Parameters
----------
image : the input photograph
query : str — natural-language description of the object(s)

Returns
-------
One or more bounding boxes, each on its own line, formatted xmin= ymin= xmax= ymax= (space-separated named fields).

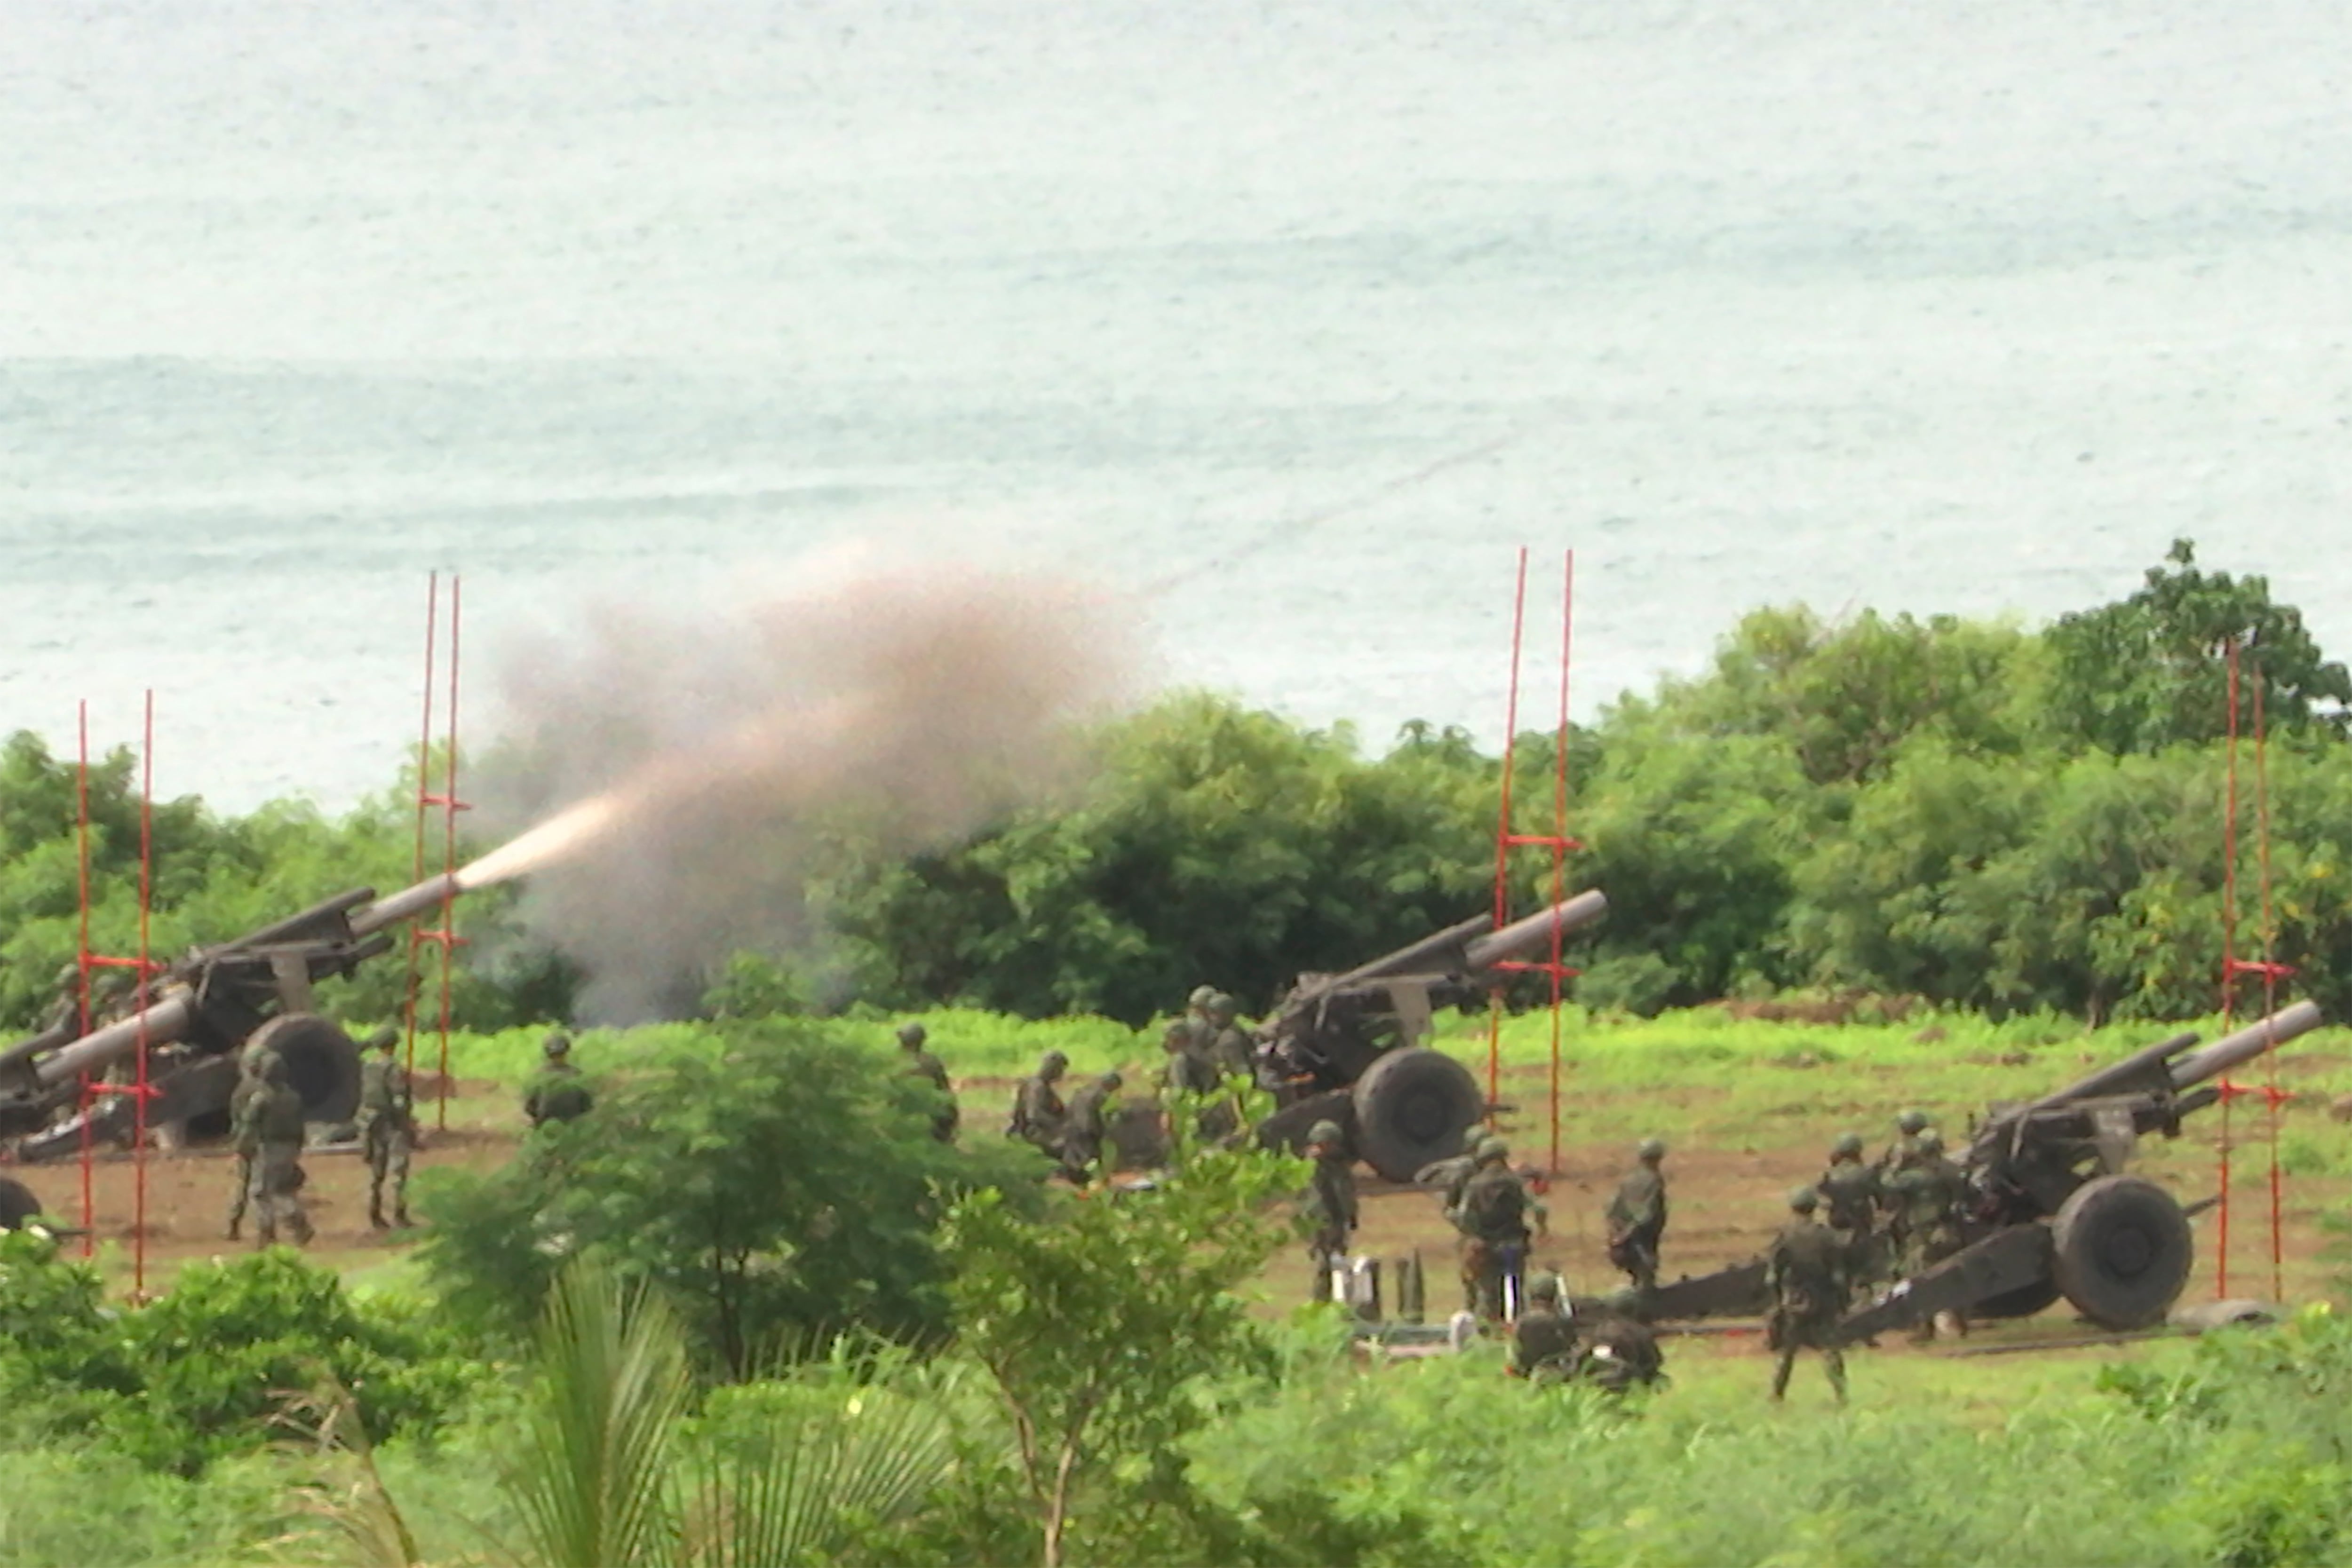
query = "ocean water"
xmin=2 ymin=0 xmax=2348 ymax=810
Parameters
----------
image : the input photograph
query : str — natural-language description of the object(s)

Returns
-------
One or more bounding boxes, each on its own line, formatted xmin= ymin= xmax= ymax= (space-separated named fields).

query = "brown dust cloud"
xmin=468 ymin=552 xmax=1143 ymax=1021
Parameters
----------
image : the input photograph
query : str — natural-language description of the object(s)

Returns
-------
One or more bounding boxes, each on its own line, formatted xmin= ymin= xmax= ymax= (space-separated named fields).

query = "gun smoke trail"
xmin=468 ymin=552 xmax=1140 ymax=1021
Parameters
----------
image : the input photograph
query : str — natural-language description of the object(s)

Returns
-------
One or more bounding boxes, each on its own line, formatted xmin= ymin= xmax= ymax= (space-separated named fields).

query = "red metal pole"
xmin=133 ymin=691 xmax=153 ymax=1299
xmin=437 ymin=575 xmax=463 ymax=1132
xmin=1487 ymin=549 xmax=1531 ymax=1120
xmin=2217 ymin=639 xmax=2241 ymax=1298
xmin=406 ymin=572 xmax=439 ymax=1077
xmin=1546 ymin=551 xmax=1574 ymax=1177
xmin=75 ymin=704 xmax=95 ymax=1257
xmin=2253 ymin=674 xmax=2284 ymax=1299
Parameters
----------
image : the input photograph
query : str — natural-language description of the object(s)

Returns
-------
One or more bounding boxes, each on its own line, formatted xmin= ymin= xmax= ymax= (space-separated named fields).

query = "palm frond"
xmin=683 ymin=1384 xmax=954 ymax=1567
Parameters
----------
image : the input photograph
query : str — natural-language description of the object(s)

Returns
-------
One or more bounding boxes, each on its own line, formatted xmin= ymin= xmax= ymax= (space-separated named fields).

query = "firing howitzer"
xmin=1618 ymin=1001 xmax=2325 ymax=1335
xmin=0 ymin=871 xmax=464 ymax=1169
xmin=1249 ymin=890 xmax=1609 ymax=1181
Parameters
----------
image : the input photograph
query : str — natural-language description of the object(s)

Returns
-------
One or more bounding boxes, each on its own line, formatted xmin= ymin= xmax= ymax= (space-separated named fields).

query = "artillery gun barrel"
xmin=31 ymin=990 xmax=198 ymax=1088
xmin=2030 ymin=1030 xmax=2201 ymax=1111
xmin=2167 ymin=1001 xmax=2325 ymax=1091
xmin=1461 ymin=890 xmax=1609 ymax=974
xmin=1315 ymin=913 xmax=1499 ymax=995
xmin=350 ymin=871 xmax=466 ymax=937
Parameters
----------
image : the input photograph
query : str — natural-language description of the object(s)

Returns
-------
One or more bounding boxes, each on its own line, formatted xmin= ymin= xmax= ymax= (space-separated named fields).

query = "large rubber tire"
xmin=244 ymin=1014 xmax=364 ymax=1125
xmin=0 ymin=1177 xmax=41 ymax=1231
xmin=2052 ymin=1175 xmax=2193 ymax=1330
xmin=1351 ymin=1048 xmax=1484 ymax=1183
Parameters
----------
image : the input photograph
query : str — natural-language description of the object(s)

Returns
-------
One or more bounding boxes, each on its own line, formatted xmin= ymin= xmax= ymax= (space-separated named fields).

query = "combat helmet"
xmin=543 ymin=1032 xmax=572 ymax=1060
xmin=1187 ymin=984 xmax=1217 ymax=1010
xmin=1830 ymin=1131 xmax=1865 ymax=1159
xmin=1788 ymin=1185 xmax=1820 ymax=1212
xmin=1917 ymin=1129 xmax=1943 ymax=1156
xmin=1477 ymin=1136 xmax=1510 ymax=1165
xmin=366 ymin=1026 xmax=399 ymax=1052
xmin=1207 ymin=991 xmax=1238 ymax=1022
xmin=1637 ymin=1137 xmax=1666 ymax=1161
xmin=1039 ymin=1049 xmax=1069 ymax=1077
xmin=1100 ymin=1069 xmax=1124 ymax=1090
xmin=897 ymin=1022 xmax=928 ymax=1047
xmin=1305 ymin=1118 xmax=1343 ymax=1149
xmin=1896 ymin=1108 xmax=1929 ymax=1135
xmin=1527 ymin=1273 xmax=1563 ymax=1305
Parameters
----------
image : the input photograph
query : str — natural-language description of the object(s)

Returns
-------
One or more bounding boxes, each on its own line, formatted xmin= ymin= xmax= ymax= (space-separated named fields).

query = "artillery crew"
xmin=898 ymin=1022 xmax=959 ymax=1143
xmin=524 ymin=1033 xmax=593 ymax=1128
xmin=1767 ymin=1186 xmax=1849 ymax=1404
xmin=1606 ymin=1138 xmax=1670 ymax=1293
xmin=1060 ymin=1069 xmax=1121 ymax=1181
xmin=235 ymin=1053 xmax=312 ymax=1248
xmin=1008 ymin=1049 xmax=1070 ymax=1156
xmin=224 ymin=1040 xmax=279 ymax=1241
xmin=1877 ymin=1109 xmax=1932 ymax=1182
xmin=1508 ymin=1274 xmax=1579 ymax=1380
xmin=1204 ymin=992 xmax=1255 ymax=1080
xmin=1451 ymin=1137 xmax=1540 ymax=1322
xmin=1887 ymin=1130 xmax=1972 ymax=1339
xmin=357 ymin=1026 xmax=414 ymax=1230
xmin=1302 ymin=1117 xmax=1358 ymax=1304
xmin=1817 ymin=1132 xmax=1884 ymax=1286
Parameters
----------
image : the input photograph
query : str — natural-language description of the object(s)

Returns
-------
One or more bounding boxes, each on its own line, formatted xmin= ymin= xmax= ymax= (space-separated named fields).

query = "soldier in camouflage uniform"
xmin=1876 ymin=1109 xmax=1932 ymax=1181
xmin=1767 ymin=1186 xmax=1848 ymax=1403
xmin=357 ymin=1026 xmax=414 ymax=1230
xmin=1060 ymin=1069 xmax=1122 ymax=1181
xmin=1887 ymin=1129 xmax=1973 ymax=1338
xmin=234 ymin=1054 xmax=312 ymax=1247
xmin=1605 ymin=1138 xmax=1669 ymax=1292
xmin=223 ymin=1040 xmax=281 ymax=1240
xmin=1817 ymin=1131 xmax=1884 ymax=1287
xmin=1007 ymin=1049 xmax=1069 ymax=1156
xmin=1302 ymin=1118 xmax=1358 ymax=1304
xmin=1509 ymin=1274 xmax=1579 ymax=1380
xmin=898 ymin=1022 xmax=959 ymax=1143
xmin=1452 ymin=1138 xmax=1538 ymax=1323
xmin=524 ymin=1033 xmax=594 ymax=1128
xmin=1578 ymin=1290 xmax=1668 ymax=1394
xmin=1204 ymin=992 xmax=1255 ymax=1081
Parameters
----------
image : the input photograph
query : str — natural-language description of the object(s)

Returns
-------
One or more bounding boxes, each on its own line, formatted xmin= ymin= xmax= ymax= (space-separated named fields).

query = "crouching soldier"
xmin=1509 ymin=1275 xmax=1579 ymax=1381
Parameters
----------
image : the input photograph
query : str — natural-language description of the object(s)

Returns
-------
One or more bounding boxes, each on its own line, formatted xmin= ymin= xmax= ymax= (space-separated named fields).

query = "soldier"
xmin=1453 ymin=1138 xmax=1537 ymax=1323
xmin=1888 ymin=1130 xmax=1972 ymax=1339
xmin=1509 ymin=1274 xmax=1579 ymax=1380
xmin=1302 ymin=1118 xmax=1358 ymax=1304
xmin=1877 ymin=1109 xmax=1932 ymax=1179
xmin=1817 ymin=1131 xmax=1883 ymax=1287
xmin=898 ymin=1022 xmax=959 ymax=1143
xmin=1415 ymin=1127 xmax=1490 ymax=1209
xmin=1767 ymin=1186 xmax=1848 ymax=1404
xmin=1204 ymin=992 xmax=1255 ymax=1081
xmin=234 ymin=1054 xmax=312 ymax=1248
xmin=524 ymin=1033 xmax=593 ymax=1128
xmin=1060 ymin=1069 xmax=1122 ymax=1180
xmin=1578 ymin=1290 xmax=1668 ymax=1394
xmin=1160 ymin=1019 xmax=1220 ymax=1099
xmin=1008 ymin=1049 xmax=1069 ymax=1156
xmin=357 ymin=1027 xmax=414 ymax=1230
xmin=1605 ymin=1138 xmax=1669 ymax=1293
xmin=223 ymin=1038 xmax=281 ymax=1241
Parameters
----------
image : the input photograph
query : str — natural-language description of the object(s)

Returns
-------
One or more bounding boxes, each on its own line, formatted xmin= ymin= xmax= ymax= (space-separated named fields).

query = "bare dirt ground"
xmin=9 ymin=1061 xmax=2340 ymax=1346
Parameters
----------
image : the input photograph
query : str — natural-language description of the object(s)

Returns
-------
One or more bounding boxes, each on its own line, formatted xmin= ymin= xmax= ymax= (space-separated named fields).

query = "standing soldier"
xmin=1302 ymin=1118 xmax=1358 ymax=1305
xmin=1767 ymin=1186 xmax=1849 ymax=1404
xmin=1060 ymin=1069 xmax=1122 ymax=1181
xmin=223 ymin=1039 xmax=280 ymax=1241
xmin=1453 ymin=1138 xmax=1538 ymax=1323
xmin=235 ymin=1054 xmax=313 ymax=1248
xmin=1877 ymin=1109 xmax=1932 ymax=1179
xmin=898 ymin=1022 xmax=959 ymax=1142
xmin=1205 ymin=993 xmax=1255 ymax=1081
xmin=1605 ymin=1138 xmax=1669 ymax=1293
xmin=1007 ymin=1049 xmax=1070 ymax=1157
xmin=357 ymin=1027 xmax=414 ymax=1231
xmin=1509 ymin=1274 xmax=1579 ymax=1381
xmin=1889 ymin=1130 xmax=1972 ymax=1339
xmin=1817 ymin=1131 xmax=1883 ymax=1287
xmin=524 ymin=1033 xmax=593 ymax=1128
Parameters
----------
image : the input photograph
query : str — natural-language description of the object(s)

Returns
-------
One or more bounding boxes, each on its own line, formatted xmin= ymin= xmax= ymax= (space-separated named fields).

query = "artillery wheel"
xmin=244 ymin=1014 xmax=364 ymax=1125
xmin=2052 ymin=1175 xmax=2193 ymax=1330
xmin=1351 ymin=1048 xmax=1483 ymax=1184
xmin=0 ymin=1176 xmax=41 ymax=1231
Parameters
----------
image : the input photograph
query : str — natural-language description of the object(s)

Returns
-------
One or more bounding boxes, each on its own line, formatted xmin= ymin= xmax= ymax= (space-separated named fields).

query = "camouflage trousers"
xmin=1459 ymin=1236 xmax=1527 ymax=1322
xmin=224 ymin=1148 xmax=255 ymax=1236
xmin=1769 ymin=1308 xmax=1847 ymax=1402
xmin=1308 ymin=1226 xmax=1350 ymax=1306
xmin=1608 ymin=1227 xmax=1662 ymax=1292
xmin=249 ymin=1141 xmax=312 ymax=1246
xmin=363 ymin=1117 xmax=412 ymax=1225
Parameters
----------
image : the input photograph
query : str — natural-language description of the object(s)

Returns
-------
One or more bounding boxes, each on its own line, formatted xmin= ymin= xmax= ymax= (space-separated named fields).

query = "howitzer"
xmin=1619 ymin=1002 xmax=2325 ymax=1336
xmin=0 ymin=871 xmax=464 ymax=1163
xmin=1250 ymin=890 xmax=1608 ymax=1181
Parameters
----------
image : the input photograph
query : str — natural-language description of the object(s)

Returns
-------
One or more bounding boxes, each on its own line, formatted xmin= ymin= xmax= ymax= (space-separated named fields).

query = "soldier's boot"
xmin=369 ymin=1205 xmax=389 ymax=1231
xmin=1770 ymin=1349 xmax=1796 ymax=1402
xmin=393 ymin=1207 xmax=414 ymax=1229
xmin=1824 ymin=1347 xmax=1848 ymax=1405
xmin=225 ymin=1217 xmax=241 ymax=1242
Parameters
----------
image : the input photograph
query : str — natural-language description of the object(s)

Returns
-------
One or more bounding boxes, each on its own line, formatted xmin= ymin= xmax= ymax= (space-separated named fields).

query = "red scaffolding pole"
xmin=1486 ymin=549 xmax=1581 ymax=1175
xmin=73 ymin=697 xmax=160 ymax=1290
xmin=403 ymin=574 xmax=469 ymax=1131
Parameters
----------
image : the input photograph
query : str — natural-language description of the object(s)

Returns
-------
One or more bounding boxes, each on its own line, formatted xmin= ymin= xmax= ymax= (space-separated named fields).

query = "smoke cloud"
xmin=474 ymin=549 xmax=1143 ymax=1022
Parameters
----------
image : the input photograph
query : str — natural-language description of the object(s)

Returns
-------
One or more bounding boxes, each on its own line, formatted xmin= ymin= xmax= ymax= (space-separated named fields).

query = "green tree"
xmin=2045 ymin=539 xmax=2352 ymax=755
xmin=414 ymin=1018 xmax=1043 ymax=1375
xmin=939 ymin=1121 xmax=1303 ymax=1568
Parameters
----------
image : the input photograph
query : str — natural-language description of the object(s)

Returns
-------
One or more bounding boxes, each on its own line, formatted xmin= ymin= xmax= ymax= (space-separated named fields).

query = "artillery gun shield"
xmin=0 ymin=1176 xmax=39 ymax=1231
xmin=244 ymin=1014 xmax=365 ymax=1125
xmin=2051 ymin=1174 xmax=2193 ymax=1330
xmin=1350 ymin=1047 xmax=1483 ymax=1183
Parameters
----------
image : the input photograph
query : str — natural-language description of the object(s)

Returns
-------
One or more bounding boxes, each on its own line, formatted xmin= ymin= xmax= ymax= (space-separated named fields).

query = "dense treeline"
xmin=3 ymin=539 xmax=2346 ymax=1032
